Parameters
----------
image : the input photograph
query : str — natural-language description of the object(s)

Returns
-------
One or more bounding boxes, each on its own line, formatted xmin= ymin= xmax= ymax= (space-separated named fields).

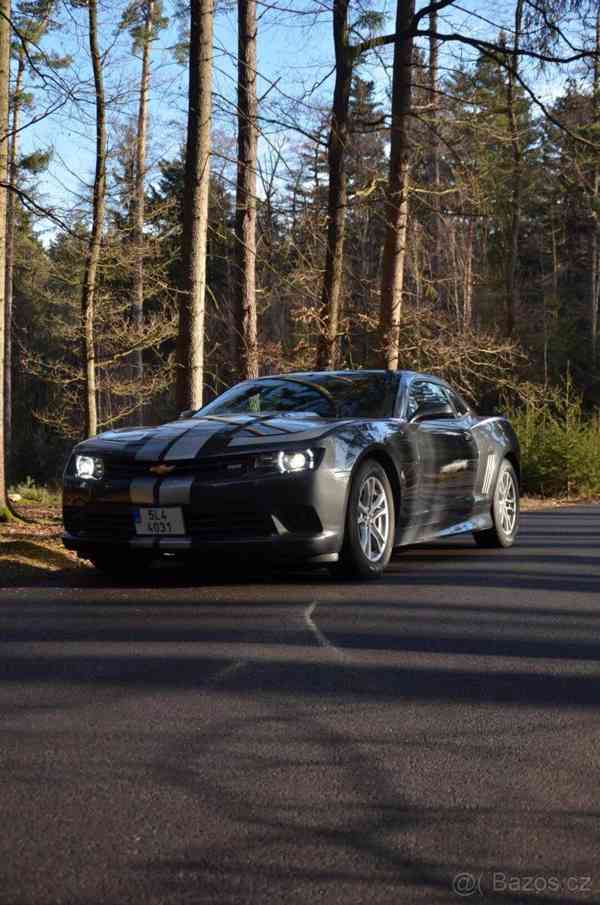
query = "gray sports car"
xmin=62 ymin=370 xmax=520 ymax=579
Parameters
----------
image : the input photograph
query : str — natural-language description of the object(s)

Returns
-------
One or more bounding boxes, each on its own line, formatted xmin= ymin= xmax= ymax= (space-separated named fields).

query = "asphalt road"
xmin=1 ymin=505 xmax=599 ymax=905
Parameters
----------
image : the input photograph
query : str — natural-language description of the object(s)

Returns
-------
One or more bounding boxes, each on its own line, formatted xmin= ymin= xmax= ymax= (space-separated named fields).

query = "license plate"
xmin=134 ymin=507 xmax=185 ymax=536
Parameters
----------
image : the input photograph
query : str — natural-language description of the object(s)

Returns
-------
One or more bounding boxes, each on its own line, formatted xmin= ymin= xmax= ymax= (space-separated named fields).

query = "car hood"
xmin=76 ymin=412 xmax=347 ymax=462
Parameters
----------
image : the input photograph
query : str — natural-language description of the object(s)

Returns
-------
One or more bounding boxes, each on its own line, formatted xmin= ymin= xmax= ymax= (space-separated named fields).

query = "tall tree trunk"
xmin=4 ymin=49 xmax=24 ymax=478
xmin=316 ymin=0 xmax=352 ymax=371
xmin=131 ymin=0 xmax=154 ymax=420
xmin=0 ymin=0 xmax=11 ymax=518
xmin=590 ymin=6 xmax=600 ymax=364
xmin=234 ymin=0 xmax=258 ymax=380
xmin=81 ymin=0 xmax=106 ymax=437
xmin=379 ymin=0 xmax=415 ymax=370
xmin=505 ymin=0 xmax=524 ymax=337
xmin=463 ymin=219 xmax=474 ymax=328
xmin=176 ymin=0 xmax=214 ymax=411
xmin=428 ymin=6 xmax=441 ymax=302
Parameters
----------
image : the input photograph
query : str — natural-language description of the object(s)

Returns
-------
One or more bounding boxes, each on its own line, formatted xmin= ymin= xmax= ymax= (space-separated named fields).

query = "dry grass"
xmin=0 ymin=537 xmax=85 ymax=588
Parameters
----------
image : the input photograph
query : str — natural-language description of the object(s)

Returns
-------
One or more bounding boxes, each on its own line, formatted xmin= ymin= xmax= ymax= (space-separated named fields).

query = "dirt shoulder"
xmin=0 ymin=503 xmax=87 ymax=588
xmin=520 ymin=495 xmax=599 ymax=511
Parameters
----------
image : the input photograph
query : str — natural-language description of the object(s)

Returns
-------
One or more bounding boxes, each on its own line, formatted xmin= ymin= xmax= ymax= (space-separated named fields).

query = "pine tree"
xmin=176 ymin=0 xmax=214 ymax=411
xmin=0 ymin=0 xmax=11 ymax=519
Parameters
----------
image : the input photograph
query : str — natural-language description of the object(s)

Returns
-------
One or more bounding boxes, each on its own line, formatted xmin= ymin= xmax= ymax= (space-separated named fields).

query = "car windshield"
xmin=197 ymin=373 xmax=399 ymax=419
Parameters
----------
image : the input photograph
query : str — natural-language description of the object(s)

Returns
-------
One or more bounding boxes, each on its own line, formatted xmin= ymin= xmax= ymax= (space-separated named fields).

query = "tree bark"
xmin=0 ymin=0 xmax=12 ymax=517
xmin=428 ymin=5 xmax=441 ymax=302
xmin=131 ymin=0 xmax=154 ymax=420
xmin=81 ymin=0 xmax=106 ymax=437
xmin=505 ymin=0 xmax=524 ymax=337
xmin=379 ymin=0 xmax=415 ymax=370
xmin=234 ymin=0 xmax=258 ymax=380
xmin=176 ymin=0 xmax=214 ymax=411
xmin=463 ymin=219 xmax=474 ymax=328
xmin=316 ymin=0 xmax=352 ymax=371
xmin=590 ymin=6 xmax=600 ymax=364
xmin=4 ymin=49 xmax=24 ymax=477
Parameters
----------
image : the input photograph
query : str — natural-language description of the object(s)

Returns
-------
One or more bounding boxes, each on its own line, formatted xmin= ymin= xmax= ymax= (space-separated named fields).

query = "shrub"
xmin=506 ymin=377 xmax=600 ymax=498
xmin=9 ymin=477 xmax=61 ymax=507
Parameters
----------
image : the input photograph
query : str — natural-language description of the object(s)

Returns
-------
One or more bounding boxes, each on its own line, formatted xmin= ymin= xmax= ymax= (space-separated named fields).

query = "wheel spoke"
xmin=368 ymin=528 xmax=377 ymax=557
xmin=371 ymin=522 xmax=386 ymax=548
xmin=371 ymin=497 xmax=386 ymax=518
xmin=358 ymin=523 xmax=369 ymax=552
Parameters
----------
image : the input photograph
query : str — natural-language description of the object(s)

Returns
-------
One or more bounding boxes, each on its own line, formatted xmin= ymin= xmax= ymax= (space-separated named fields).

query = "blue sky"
xmin=17 ymin=0 xmax=586 ymax=242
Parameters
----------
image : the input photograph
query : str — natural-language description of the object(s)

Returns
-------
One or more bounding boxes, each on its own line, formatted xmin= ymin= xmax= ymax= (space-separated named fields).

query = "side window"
xmin=407 ymin=380 xmax=453 ymax=418
xmin=446 ymin=388 xmax=470 ymax=416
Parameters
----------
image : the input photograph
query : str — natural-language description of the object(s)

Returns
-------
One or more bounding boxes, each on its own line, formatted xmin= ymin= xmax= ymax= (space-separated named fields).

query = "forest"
xmin=1 ymin=0 xmax=600 ymax=515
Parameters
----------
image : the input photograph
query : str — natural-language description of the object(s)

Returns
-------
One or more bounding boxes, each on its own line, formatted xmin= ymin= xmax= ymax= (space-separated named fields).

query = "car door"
xmin=405 ymin=379 xmax=478 ymax=528
xmin=441 ymin=385 xmax=480 ymax=522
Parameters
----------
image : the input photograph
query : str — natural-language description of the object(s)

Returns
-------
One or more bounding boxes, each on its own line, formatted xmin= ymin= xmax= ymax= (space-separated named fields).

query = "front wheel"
xmin=473 ymin=459 xmax=520 ymax=548
xmin=332 ymin=459 xmax=395 ymax=580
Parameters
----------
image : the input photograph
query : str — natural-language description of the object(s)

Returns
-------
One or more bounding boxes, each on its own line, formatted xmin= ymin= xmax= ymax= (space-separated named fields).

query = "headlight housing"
xmin=74 ymin=455 xmax=104 ymax=480
xmin=254 ymin=448 xmax=316 ymax=474
xmin=278 ymin=449 xmax=315 ymax=473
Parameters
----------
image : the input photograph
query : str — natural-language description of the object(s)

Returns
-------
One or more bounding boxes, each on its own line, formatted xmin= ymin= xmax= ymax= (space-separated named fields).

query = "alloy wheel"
xmin=357 ymin=475 xmax=390 ymax=562
xmin=498 ymin=468 xmax=517 ymax=536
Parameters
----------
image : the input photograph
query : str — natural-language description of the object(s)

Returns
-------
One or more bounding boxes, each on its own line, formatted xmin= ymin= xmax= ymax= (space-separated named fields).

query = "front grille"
xmin=64 ymin=505 xmax=134 ymax=538
xmin=103 ymin=462 xmax=155 ymax=479
xmin=65 ymin=505 xmax=274 ymax=541
xmin=186 ymin=511 xmax=275 ymax=539
xmin=104 ymin=456 xmax=253 ymax=480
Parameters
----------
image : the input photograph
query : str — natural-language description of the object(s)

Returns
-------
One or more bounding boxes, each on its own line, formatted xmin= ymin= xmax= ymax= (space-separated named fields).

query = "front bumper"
xmin=62 ymin=463 xmax=349 ymax=563
xmin=62 ymin=529 xmax=341 ymax=563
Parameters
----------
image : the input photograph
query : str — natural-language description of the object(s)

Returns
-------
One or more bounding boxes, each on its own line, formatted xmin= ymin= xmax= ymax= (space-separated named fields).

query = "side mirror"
xmin=410 ymin=401 xmax=454 ymax=423
xmin=178 ymin=408 xmax=196 ymax=420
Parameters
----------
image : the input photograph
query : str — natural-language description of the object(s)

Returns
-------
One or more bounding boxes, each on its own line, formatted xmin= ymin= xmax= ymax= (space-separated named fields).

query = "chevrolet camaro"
xmin=62 ymin=370 xmax=520 ymax=579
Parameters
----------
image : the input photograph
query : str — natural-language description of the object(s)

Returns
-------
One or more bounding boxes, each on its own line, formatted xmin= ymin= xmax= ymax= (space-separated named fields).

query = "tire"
xmin=473 ymin=458 xmax=520 ymax=548
xmin=331 ymin=458 xmax=396 ymax=580
xmin=89 ymin=551 xmax=155 ymax=580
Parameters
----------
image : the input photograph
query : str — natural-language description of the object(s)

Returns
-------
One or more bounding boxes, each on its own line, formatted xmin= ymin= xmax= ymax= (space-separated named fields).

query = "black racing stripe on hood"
xmin=198 ymin=414 xmax=287 ymax=456
xmin=156 ymin=423 xmax=200 ymax=462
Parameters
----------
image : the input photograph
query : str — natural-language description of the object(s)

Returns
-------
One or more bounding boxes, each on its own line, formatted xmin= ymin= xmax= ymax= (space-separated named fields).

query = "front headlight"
xmin=278 ymin=449 xmax=315 ymax=473
xmin=75 ymin=455 xmax=104 ymax=480
xmin=254 ymin=448 xmax=316 ymax=475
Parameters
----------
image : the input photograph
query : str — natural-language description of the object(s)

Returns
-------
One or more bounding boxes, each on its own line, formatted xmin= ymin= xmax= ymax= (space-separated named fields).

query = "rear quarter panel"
xmin=469 ymin=416 xmax=521 ymax=506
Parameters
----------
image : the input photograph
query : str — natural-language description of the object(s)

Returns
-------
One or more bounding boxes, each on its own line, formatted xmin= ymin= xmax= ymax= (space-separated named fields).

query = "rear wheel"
xmin=331 ymin=459 xmax=395 ymax=580
xmin=473 ymin=458 xmax=519 ymax=548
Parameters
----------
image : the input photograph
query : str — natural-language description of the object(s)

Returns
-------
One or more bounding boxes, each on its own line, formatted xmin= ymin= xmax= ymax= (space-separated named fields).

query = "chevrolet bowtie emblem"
xmin=149 ymin=464 xmax=176 ymax=476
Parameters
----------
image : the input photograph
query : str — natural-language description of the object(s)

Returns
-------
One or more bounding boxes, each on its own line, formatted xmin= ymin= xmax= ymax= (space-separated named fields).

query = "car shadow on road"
xmin=3 ymin=506 xmax=598 ymax=592
xmin=6 ymin=540 xmax=598 ymax=595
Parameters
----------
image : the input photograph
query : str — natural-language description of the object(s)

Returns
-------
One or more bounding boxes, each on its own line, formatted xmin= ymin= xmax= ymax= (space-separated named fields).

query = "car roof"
xmin=254 ymin=369 xmax=442 ymax=383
